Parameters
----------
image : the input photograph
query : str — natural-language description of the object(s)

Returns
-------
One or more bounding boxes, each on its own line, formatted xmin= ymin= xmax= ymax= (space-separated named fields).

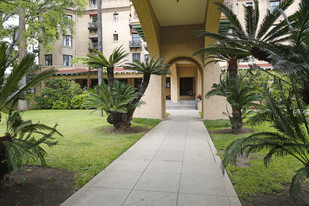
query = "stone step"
xmin=166 ymin=100 xmax=197 ymax=110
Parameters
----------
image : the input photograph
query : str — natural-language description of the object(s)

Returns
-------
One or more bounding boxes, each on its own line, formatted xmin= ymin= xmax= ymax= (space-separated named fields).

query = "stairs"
xmin=166 ymin=100 xmax=197 ymax=110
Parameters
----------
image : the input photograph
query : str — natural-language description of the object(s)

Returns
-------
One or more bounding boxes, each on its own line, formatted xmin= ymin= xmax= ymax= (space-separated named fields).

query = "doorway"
xmin=179 ymin=77 xmax=194 ymax=100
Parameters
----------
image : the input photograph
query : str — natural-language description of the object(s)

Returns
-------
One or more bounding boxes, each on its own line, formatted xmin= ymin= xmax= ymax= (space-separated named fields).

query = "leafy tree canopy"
xmin=0 ymin=0 xmax=87 ymax=57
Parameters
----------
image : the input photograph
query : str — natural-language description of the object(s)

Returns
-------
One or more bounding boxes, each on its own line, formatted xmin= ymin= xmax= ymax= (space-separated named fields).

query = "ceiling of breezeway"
xmin=149 ymin=0 xmax=208 ymax=26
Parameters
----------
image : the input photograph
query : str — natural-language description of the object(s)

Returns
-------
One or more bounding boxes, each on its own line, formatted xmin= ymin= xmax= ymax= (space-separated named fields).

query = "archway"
xmin=165 ymin=57 xmax=204 ymax=113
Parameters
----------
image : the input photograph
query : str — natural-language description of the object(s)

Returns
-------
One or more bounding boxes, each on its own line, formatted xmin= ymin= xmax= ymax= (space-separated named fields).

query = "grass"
xmin=204 ymin=119 xmax=303 ymax=199
xmin=0 ymin=110 xmax=160 ymax=189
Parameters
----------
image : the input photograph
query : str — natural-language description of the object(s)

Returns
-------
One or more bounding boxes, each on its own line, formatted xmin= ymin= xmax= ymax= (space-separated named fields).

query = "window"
xmin=166 ymin=77 xmax=170 ymax=88
xmin=270 ymin=1 xmax=280 ymax=13
xmin=92 ymin=16 xmax=98 ymax=23
xmin=132 ymin=53 xmax=140 ymax=62
xmin=246 ymin=2 xmax=253 ymax=7
xmin=63 ymin=55 xmax=73 ymax=67
xmin=66 ymin=15 xmax=72 ymax=20
xmin=113 ymin=12 xmax=118 ymax=21
xmin=90 ymin=0 xmax=96 ymax=7
xmin=45 ymin=54 xmax=52 ymax=66
xmin=132 ymin=33 xmax=141 ymax=43
xmin=63 ymin=35 xmax=72 ymax=47
xmin=134 ymin=78 xmax=142 ymax=88
xmin=113 ymin=33 xmax=118 ymax=41
xmin=145 ymin=54 xmax=149 ymax=62
xmin=236 ymin=3 xmax=239 ymax=13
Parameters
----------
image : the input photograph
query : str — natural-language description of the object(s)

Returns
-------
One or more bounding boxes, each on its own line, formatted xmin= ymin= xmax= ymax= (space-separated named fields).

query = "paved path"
xmin=61 ymin=110 xmax=241 ymax=206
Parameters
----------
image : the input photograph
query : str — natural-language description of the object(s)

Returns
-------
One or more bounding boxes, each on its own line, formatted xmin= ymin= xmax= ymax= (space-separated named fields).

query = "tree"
xmin=206 ymin=73 xmax=261 ymax=131
xmin=96 ymin=0 xmax=103 ymax=86
xmin=0 ymin=0 xmax=87 ymax=61
xmin=263 ymin=0 xmax=309 ymax=104
xmin=195 ymin=0 xmax=294 ymax=63
xmin=221 ymin=1 xmax=309 ymax=201
xmin=79 ymin=48 xmax=169 ymax=130
xmin=221 ymin=75 xmax=309 ymax=201
xmin=0 ymin=42 xmax=60 ymax=179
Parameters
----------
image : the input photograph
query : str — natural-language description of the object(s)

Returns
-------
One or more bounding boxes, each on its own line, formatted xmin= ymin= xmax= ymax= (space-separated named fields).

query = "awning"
xmin=131 ymin=25 xmax=146 ymax=42
xmin=89 ymin=12 xmax=97 ymax=17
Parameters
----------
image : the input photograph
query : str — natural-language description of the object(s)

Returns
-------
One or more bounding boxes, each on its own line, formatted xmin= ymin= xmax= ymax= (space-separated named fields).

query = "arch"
xmin=164 ymin=56 xmax=204 ymax=115
xmin=167 ymin=56 xmax=204 ymax=75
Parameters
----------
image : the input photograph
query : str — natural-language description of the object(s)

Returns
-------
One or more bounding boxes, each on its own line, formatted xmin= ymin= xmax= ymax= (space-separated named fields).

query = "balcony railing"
xmin=129 ymin=40 xmax=142 ymax=48
xmin=88 ymin=42 xmax=98 ymax=50
xmin=88 ymin=22 xmax=98 ymax=30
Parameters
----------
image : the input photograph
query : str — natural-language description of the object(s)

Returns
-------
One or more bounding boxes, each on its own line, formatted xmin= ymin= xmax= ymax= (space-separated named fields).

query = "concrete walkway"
xmin=61 ymin=110 xmax=241 ymax=206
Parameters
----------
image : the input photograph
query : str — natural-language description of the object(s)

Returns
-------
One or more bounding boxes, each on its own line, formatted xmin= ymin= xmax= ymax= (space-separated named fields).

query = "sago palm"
xmin=84 ymin=46 xmax=128 ymax=93
xmin=206 ymin=73 xmax=261 ymax=131
xmin=263 ymin=0 xmax=309 ymax=104
xmin=222 ymin=75 xmax=309 ymax=201
xmin=125 ymin=57 xmax=170 ymax=105
xmin=195 ymin=0 xmax=294 ymax=63
xmin=0 ymin=42 xmax=59 ymax=179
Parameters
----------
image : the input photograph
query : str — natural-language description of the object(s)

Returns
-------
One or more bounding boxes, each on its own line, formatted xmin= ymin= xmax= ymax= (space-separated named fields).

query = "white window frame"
xmin=45 ymin=54 xmax=52 ymax=66
xmin=132 ymin=53 xmax=141 ymax=62
xmin=63 ymin=55 xmax=73 ymax=67
xmin=113 ymin=12 xmax=118 ymax=21
xmin=113 ymin=33 xmax=118 ymax=42
xmin=63 ymin=35 xmax=72 ymax=47
xmin=270 ymin=1 xmax=280 ymax=13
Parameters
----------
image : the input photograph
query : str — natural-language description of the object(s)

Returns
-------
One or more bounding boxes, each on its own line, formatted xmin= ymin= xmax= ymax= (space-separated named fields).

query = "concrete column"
xmin=133 ymin=75 xmax=163 ymax=119
xmin=170 ymin=64 xmax=179 ymax=103
xmin=202 ymin=63 xmax=228 ymax=120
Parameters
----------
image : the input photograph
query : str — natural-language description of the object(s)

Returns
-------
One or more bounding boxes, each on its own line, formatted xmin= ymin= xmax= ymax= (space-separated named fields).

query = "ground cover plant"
xmin=204 ymin=119 xmax=309 ymax=205
xmin=0 ymin=110 xmax=160 ymax=189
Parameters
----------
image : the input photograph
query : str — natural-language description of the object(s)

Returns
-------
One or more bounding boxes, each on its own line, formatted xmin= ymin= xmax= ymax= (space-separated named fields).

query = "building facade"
xmin=39 ymin=0 xmax=148 ymax=89
xmin=39 ymin=0 xmax=301 ymax=119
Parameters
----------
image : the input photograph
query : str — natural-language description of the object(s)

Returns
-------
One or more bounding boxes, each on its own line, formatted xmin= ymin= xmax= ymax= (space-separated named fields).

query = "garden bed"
xmin=204 ymin=119 xmax=309 ymax=205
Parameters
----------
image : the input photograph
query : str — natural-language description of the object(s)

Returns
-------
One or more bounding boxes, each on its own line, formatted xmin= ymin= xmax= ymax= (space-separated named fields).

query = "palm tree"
xmin=195 ymin=0 xmax=294 ymax=63
xmin=0 ymin=42 xmax=60 ymax=179
xmin=0 ymin=42 xmax=56 ymax=112
xmin=222 ymin=75 xmax=309 ymax=201
xmin=84 ymin=80 xmax=139 ymax=129
xmin=85 ymin=46 xmax=128 ymax=95
xmin=81 ymin=53 xmax=169 ymax=130
xmin=263 ymin=0 xmax=309 ymax=104
xmin=206 ymin=73 xmax=261 ymax=131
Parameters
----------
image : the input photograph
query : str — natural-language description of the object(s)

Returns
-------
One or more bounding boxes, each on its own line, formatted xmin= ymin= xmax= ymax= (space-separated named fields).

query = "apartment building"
xmin=39 ymin=0 xmax=148 ymax=88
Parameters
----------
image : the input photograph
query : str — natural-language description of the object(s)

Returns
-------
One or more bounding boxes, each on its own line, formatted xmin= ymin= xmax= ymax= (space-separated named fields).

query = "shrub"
xmin=71 ymin=93 xmax=88 ymax=109
xmin=34 ymin=78 xmax=83 ymax=109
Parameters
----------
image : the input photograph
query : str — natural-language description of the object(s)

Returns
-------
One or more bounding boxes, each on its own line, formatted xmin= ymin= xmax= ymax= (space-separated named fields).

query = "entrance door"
xmin=180 ymin=77 xmax=194 ymax=100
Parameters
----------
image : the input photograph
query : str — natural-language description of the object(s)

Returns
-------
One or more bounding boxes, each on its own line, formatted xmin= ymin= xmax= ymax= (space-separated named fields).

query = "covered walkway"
xmin=61 ymin=110 xmax=241 ymax=206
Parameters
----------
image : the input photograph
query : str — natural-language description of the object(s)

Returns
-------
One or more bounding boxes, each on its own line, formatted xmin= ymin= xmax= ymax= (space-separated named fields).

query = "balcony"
xmin=88 ymin=22 xmax=98 ymax=30
xmin=129 ymin=40 xmax=142 ymax=49
xmin=88 ymin=42 xmax=98 ymax=50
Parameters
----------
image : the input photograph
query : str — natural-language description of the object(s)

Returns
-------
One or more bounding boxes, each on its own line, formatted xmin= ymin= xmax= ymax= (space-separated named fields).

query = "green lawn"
xmin=204 ymin=119 xmax=303 ymax=199
xmin=1 ymin=110 xmax=160 ymax=189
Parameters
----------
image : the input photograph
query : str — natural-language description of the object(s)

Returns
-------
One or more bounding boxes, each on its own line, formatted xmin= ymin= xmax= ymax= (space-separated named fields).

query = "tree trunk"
xmin=97 ymin=0 xmax=103 ymax=116
xmin=107 ymin=110 xmax=134 ymax=130
xmin=132 ymin=73 xmax=151 ymax=105
xmin=107 ymin=66 xmax=115 ymax=95
xmin=231 ymin=107 xmax=243 ymax=131
xmin=227 ymin=58 xmax=238 ymax=80
xmin=18 ymin=7 xmax=27 ymax=111
xmin=97 ymin=0 xmax=103 ymax=85
xmin=87 ymin=68 xmax=92 ymax=90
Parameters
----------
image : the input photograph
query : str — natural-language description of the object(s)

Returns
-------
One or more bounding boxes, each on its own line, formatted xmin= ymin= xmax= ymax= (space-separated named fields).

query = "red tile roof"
xmin=54 ymin=67 xmax=138 ymax=76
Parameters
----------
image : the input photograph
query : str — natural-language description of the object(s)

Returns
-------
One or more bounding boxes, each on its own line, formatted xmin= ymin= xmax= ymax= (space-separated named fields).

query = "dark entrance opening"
xmin=180 ymin=77 xmax=194 ymax=98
